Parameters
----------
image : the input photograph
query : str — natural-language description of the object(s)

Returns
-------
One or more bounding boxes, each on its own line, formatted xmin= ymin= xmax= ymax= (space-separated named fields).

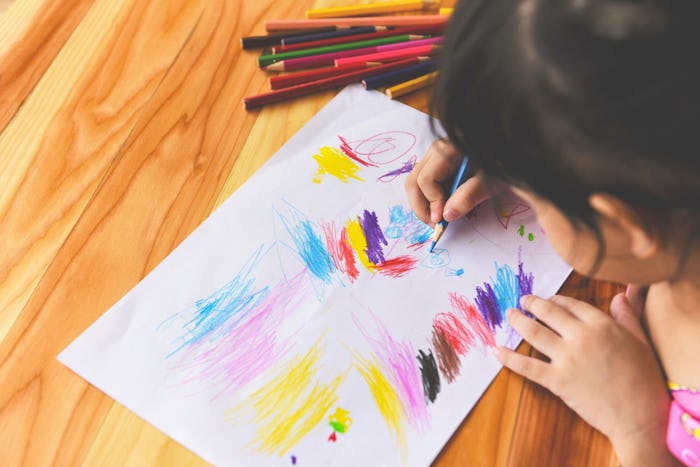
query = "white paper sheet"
xmin=59 ymin=85 xmax=571 ymax=467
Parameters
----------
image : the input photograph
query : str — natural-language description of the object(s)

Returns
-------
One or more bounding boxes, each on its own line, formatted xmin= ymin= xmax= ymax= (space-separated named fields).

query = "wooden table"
xmin=0 ymin=1 xmax=622 ymax=465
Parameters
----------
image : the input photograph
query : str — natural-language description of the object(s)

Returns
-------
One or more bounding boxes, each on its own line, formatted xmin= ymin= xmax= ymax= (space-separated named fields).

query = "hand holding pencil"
xmin=404 ymin=140 xmax=490 ymax=244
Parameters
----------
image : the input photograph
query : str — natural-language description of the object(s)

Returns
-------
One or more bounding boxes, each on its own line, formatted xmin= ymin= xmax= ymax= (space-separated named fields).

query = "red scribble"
xmin=328 ymin=431 xmax=337 ymax=442
xmin=344 ymin=131 xmax=417 ymax=166
xmin=449 ymin=292 xmax=496 ymax=348
xmin=433 ymin=312 xmax=475 ymax=355
xmin=338 ymin=136 xmax=378 ymax=167
xmin=321 ymin=221 xmax=360 ymax=282
xmin=376 ymin=255 xmax=418 ymax=278
xmin=407 ymin=241 xmax=427 ymax=251
xmin=496 ymin=203 xmax=531 ymax=230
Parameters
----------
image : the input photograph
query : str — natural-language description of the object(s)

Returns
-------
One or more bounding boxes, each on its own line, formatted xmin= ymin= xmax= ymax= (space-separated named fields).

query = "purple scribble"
xmin=377 ymin=156 xmax=416 ymax=183
xmin=353 ymin=312 xmax=429 ymax=430
xmin=359 ymin=210 xmax=388 ymax=265
xmin=517 ymin=261 xmax=534 ymax=297
xmin=291 ymin=455 xmax=297 ymax=465
xmin=475 ymin=283 xmax=502 ymax=330
xmin=474 ymin=261 xmax=536 ymax=331
xmin=168 ymin=271 xmax=310 ymax=399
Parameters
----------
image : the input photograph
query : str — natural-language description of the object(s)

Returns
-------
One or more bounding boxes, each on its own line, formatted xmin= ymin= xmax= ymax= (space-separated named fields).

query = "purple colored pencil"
xmin=282 ymin=26 xmax=385 ymax=45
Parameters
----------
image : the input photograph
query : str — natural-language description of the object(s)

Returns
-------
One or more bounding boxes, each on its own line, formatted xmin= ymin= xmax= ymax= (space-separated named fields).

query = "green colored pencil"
xmin=257 ymin=34 xmax=427 ymax=68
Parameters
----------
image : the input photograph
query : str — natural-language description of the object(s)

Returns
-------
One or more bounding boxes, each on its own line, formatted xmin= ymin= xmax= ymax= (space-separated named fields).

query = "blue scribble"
xmin=474 ymin=261 xmax=534 ymax=330
xmin=277 ymin=206 xmax=336 ymax=284
xmin=420 ymin=248 xmax=451 ymax=269
xmin=445 ymin=268 xmax=464 ymax=277
xmin=384 ymin=205 xmax=432 ymax=244
xmin=491 ymin=263 xmax=521 ymax=312
xmin=166 ymin=246 xmax=270 ymax=357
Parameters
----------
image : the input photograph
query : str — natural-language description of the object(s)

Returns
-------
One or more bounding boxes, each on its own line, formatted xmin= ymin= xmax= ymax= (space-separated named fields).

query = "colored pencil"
xmin=241 ymin=27 xmax=338 ymax=49
xmin=281 ymin=26 xmax=386 ymax=46
xmin=429 ymin=157 xmax=471 ymax=252
xmin=265 ymin=37 xmax=440 ymax=71
xmin=264 ymin=15 xmax=450 ymax=32
xmin=244 ymin=57 xmax=423 ymax=109
xmin=439 ymin=7 xmax=454 ymax=15
xmin=385 ymin=71 xmax=438 ymax=98
xmin=361 ymin=59 xmax=438 ymax=90
xmin=306 ymin=0 xmax=440 ymax=19
xmin=269 ymin=62 xmax=380 ymax=90
xmin=258 ymin=34 xmax=428 ymax=68
xmin=335 ymin=44 xmax=441 ymax=67
xmin=273 ymin=24 xmax=446 ymax=53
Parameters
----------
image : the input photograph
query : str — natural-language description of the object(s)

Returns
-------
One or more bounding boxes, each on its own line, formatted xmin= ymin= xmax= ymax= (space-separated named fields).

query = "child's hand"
xmin=495 ymin=294 xmax=677 ymax=465
xmin=405 ymin=139 xmax=489 ymax=225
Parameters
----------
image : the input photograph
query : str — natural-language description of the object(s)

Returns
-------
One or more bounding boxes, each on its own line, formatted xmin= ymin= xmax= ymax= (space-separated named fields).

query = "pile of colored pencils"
xmin=241 ymin=0 xmax=451 ymax=110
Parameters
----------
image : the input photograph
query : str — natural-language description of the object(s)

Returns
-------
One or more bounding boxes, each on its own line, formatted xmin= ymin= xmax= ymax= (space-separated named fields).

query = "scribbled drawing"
xmin=416 ymin=349 xmax=441 ymax=403
xmin=475 ymin=261 xmax=533 ymax=331
xmin=421 ymin=248 xmax=450 ymax=269
xmin=313 ymin=144 xmax=365 ymax=184
xmin=312 ymin=132 xmax=417 ymax=184
xmin=517 ymin=224 xmax=536 ymax=242
xmin=377 ymin=155 xmax=417 ymax=183
xmin=328 ymin=407 xmax=353 ymax=434
xmin=227 ymin=340 xmax=349 ymax=457
xmin=344 ymin=131 xmax=416 ymax=166
xmin=445 ymin=268 xmax=464 ymax=277
xmin=353 ymin=312 xmax=430 ymax=431
xmin=496 ymin=202 xmax=531 ymax=230
xmin=384 ymin=205 xmax=432 ymax=246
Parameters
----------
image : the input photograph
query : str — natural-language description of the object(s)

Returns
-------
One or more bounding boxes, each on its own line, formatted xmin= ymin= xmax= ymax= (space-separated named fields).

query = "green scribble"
xmin=329 ymin=420 xmax=346 ymax=433
xmin=528 ymin=233 xmax=535 ymax=241
xmin=517 ymin=224 xmax=525 ymax=237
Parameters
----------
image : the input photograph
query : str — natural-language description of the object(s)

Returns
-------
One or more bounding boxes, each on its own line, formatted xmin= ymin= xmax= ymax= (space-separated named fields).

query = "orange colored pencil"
xmin=335 ymin=45 xmax=441 ymax=67
xmin=264 ymin=15 xmax=449 ymax=32
xmin=244 ymin=57 xmax=422 ymax=110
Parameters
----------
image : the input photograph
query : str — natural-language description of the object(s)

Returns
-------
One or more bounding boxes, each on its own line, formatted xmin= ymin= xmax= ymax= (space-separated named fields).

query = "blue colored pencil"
xmin=429 ymin=157 xmax=470 ymax=252
xmin=282 ymin=26 xmax=387 ymax=46
xmin=361 ymin=59 xmax=437 ymax=90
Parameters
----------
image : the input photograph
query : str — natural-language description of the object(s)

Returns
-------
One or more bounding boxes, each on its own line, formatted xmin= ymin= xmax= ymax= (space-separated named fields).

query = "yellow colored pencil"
xmin=385 ymin=71 xmax=439 ymax=99
xmin=306 ymin=0 xmax=440 ymax=19
xmin=439 ymin=7 xmax=453 ymax=15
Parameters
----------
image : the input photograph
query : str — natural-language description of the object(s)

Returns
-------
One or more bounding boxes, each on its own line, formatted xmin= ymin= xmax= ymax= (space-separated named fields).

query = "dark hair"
xmin=433 ymin=0 xmax=700 ymax=266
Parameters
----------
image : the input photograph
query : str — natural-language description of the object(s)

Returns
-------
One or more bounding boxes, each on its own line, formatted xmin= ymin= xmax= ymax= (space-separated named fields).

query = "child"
xmin=405 ymin=0 xmax=699 ymax=465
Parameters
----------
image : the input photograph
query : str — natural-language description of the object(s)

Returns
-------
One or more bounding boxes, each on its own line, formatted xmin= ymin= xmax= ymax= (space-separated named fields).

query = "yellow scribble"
xmin=354 ymin=352 xmax=407 ymax=455
xmin=312 ymin=146 xmax=364 ymax=184
xmin=345 ymin=218 xmax=375 ymax=273
xmin=329 ymin=407 xmax=353 ymax=433
xmin=227 ymin=341 xmax=347 ymax=456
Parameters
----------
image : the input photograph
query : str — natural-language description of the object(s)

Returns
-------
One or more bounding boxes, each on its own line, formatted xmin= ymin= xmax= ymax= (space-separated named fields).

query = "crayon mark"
xmin=359 ymin=210 xmax=388 ymax=265
xmin=328 ymin=431 xmax=337 ymax=442
xmin=447 ymin=292 xmax=496 ymax=349
xmin=431 ymin=327 xmax=461 ymax=384
xmin=528 ymin=232 xmax=535 ymax=241
xmin=445 ymin=268 xmax=464 ymax=277
xmin=497 ymin=202 xmax=531 ymax=229
xmin=384 ymin=205 xmax=432 ymax=245
xmin=376 ymin=255 xmax=418 ymax=278
xmin=321 ymin=221 xmax=360 ymax=282
xmin=353 ymin=313 xmax=429 ymax=429
xmin=312 ymin=145 xmax=364 ymax=184
xmin=475 ymin=261 xmax=534 ymax=330
xmin=517 ymin=224 xmax=525 ymax=237
xmin=278 ymin=206 xmax=336 ymax=284
xmin=354 ymin=353 xmax=407 ymax=453
xmin=229 ymin=341 xmax=347 ymax=456
xmin=346 ymin=218 xmax=376 ymax=273
xmin=291 ymin=455 xmax=297 ymax=465
xmin=338 ymin=135 xmax=378 ymax=168
xmin=416 ymin=349 xmax=441 ymax=403
xmin=377 ymin=155 xmax=417 ymax=183
xmin=329 ymin=407 xmax=352 ymax=434
xmin=348 ymin=131 xmax=416 ymax=166
xmin=420 ymin=248 xmax=450 ymax=269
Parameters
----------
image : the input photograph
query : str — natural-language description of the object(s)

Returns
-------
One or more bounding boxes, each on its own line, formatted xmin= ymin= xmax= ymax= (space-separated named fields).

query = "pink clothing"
xmin=625 ymin=284 xmax=700 ymax=465
xmin=667 ymin=383 xmax=700 ymax=466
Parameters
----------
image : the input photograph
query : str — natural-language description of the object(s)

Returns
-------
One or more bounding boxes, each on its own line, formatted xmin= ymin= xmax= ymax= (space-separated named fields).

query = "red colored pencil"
xmin=269 ymin=62 xmax=380 ymax=90
xmin=264 ymin=15 xmax=449 ymax=32
xmin=272 ymin=24 xmax=446 ymax=53
xmin=335 ymin=44 xmax=441 ymax=67
xmin=244 ymin=57 xmax=423 ymax=110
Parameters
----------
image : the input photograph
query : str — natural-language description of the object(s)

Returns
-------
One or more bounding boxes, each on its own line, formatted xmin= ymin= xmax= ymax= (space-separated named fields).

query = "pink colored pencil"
xmin=265 ymin=36 xmax=441 ymax=72
xmin=335 ymin=44 xmax=441 ymax=67
xmin=273 ymin=24 xmax=446 ymax=53
xmin=264 ymin=15 xmax=449 ymax=32
xmin=244 ymin=57 xmax=423 ymax=109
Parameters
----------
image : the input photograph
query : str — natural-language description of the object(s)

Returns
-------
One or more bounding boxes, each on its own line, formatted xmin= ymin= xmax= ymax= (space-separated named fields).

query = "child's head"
xmin=434 ymin=0 xmax=700 ymax=283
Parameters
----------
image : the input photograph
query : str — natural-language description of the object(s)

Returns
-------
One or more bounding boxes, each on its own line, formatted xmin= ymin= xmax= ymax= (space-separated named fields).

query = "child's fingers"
xmin=520 ymin=295 xmax=580 ymax=336
xmin=415 ymin=168 xmax=448 ymax=224
xmin=610 ymin=293 xmax=647 ymax=343
xmin=443 ymin=175 xmax=489 ymax=222
xmin=547 ymin=295 xmax=605 ymax=322
xmin=506 ymin=308 xmax=560 ymax=356
xmin=493 ymin=345 xmax=550 ymax=388
xmin=404 ymin=169 xmax=432 ymax=224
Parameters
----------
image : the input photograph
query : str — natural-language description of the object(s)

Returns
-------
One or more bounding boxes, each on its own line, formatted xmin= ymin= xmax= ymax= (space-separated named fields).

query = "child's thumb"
xmin=610 ymin=293 xmax=647 ymax=342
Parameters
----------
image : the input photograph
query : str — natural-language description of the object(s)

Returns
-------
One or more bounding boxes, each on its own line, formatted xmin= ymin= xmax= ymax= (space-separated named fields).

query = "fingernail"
xmin=491 ymin=346 xmax=502 ymax=359
xmin=430 ymin=211 xmax=442 ymax=223
xmin=519 ymin=295 xmax=531 ymax=308
xmin=443 ymin=208 xmax=457 ymax=222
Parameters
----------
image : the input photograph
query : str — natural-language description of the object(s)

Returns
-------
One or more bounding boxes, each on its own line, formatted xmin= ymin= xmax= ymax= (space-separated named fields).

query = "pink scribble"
xmin=496 ymin=202 xmax=531 ymax=230
xmin=353 ymin=312 xmax=429 ymax=430
xmin=349 ymin=131 xmax=416 ymax=166
xmin=448 ymin=292 xmax=496 ymax=349
xmin=321 ymin=221 xmax=360 ymax=282
xmin=338 ymin=136 xmax=378 ymax=167
xmin=170 ymin=271 xmax=310 ymax=399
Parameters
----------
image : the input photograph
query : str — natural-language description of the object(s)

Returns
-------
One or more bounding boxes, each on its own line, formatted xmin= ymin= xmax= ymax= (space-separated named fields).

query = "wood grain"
xmin=0 ymin=0 xmax=619 ymax=465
